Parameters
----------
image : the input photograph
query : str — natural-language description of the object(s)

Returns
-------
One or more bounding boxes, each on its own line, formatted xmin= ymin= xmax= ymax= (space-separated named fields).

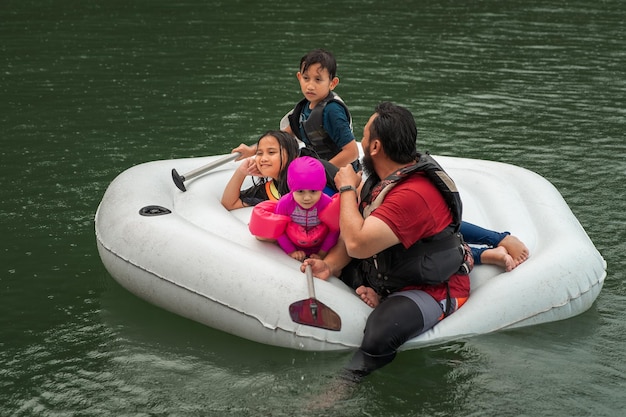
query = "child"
xmin=221 ymin=130 xmax=300 ymax=210
xmin=249 ymin=156 xmax=340 ymax=261
xmin=234 ymin=49 xmax=359 ymax=170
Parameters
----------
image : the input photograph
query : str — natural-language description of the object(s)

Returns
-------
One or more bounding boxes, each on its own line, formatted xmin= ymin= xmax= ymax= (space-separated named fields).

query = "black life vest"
xmin=346 ymin=153 xmax=467 ymax=295
xmin=287 ymin=92 xmax=352 ymax=161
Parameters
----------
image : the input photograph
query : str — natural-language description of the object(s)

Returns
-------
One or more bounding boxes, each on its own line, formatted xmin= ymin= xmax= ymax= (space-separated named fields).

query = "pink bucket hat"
xmin=287 ymin=156 xmax=326 ymax=191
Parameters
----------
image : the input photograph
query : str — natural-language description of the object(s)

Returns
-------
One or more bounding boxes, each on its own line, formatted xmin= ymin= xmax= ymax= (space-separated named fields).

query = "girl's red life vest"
xmin=249 ymin=194 xmax=340 ymax=240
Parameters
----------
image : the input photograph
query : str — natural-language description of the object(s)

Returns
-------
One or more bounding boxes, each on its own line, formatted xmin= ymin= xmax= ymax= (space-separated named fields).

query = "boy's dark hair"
xmin=299 ymin=49 xmax=337 ymax=79
xmin=370 ymin=102 xmax=418 ymax=164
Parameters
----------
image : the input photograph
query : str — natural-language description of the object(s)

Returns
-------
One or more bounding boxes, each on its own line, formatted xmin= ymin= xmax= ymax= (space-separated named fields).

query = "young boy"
xmin=234 ymin=49 xmax=360 ymax=170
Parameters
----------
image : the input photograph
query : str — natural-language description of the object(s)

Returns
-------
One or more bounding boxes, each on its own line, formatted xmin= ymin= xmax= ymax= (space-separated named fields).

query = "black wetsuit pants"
xmin=342 ymin=290 xmax=443 ymax=381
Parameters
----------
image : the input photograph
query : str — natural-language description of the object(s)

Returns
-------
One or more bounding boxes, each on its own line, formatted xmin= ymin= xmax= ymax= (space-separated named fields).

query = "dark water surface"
xmin=2 ymin=0 xmax=625 ymax=416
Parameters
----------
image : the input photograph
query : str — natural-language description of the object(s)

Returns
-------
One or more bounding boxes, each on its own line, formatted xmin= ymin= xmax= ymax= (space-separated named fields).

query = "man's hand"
xmin=301 ymin=258 xmax=332 ymax=280
xmin=334 ymin=164 xmax=362 ymax=190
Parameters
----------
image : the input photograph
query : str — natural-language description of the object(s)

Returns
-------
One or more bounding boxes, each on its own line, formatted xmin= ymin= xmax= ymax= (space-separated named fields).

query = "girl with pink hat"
xmin=249 ymin=156 xmax=340 ymax=261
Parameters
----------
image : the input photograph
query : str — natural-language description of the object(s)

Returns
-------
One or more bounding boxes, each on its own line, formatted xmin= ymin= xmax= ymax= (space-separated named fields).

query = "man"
xmin=303 ymin=102 xmax=471 ymax=380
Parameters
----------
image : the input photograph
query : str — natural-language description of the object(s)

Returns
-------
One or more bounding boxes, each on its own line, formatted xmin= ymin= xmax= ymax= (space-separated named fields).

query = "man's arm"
xmin=301 ymin=235 xmax=351 ymax=280
xmin=334 ymin=166 xmax=401 ymax=259
xmin=328 ymin=140 xmax=359 ymax=169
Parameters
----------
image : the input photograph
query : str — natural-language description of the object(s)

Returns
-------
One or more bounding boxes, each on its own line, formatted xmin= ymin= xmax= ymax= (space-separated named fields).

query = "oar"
xmin=171 ymin=152 xmax=241 ymax=192
xmin=289 ymin=265 xmax=342 ymax=331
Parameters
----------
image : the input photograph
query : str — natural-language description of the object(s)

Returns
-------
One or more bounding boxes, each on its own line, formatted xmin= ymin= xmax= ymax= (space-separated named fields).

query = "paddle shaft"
xmin=172 ymin=152 xmax=241 ymax=192
xmin=306 ymin=265 xmax=316 ymax=299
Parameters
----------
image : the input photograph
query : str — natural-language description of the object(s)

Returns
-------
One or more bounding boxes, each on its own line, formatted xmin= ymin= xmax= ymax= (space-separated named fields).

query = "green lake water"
xmin=2 ymin=0 xmax=625 ymax=415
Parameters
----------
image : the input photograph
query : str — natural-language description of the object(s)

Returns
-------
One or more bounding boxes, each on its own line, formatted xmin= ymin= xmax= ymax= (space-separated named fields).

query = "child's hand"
xmin=237 ymin=157 xmax=261 ymax=177
xmin=290 ymin=251 xmax=307 ymax=261
xmin=232 ymin=144 xmax=256 ymax=160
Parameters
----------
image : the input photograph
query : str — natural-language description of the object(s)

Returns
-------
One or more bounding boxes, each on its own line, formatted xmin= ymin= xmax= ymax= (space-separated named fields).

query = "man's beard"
xmin=362 ymin=148 xmax=375 ymax=177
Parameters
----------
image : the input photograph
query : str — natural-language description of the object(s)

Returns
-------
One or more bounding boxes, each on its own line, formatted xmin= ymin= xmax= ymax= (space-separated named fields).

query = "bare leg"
xmin=498 ymin=235 xmax=530 ymax=267
xmin=481 ymin=246 xmax=516 ymax=272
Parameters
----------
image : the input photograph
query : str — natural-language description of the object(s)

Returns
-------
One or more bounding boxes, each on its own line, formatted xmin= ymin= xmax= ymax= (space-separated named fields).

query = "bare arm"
xmin=328 ymin=140 xmax=359 ymax=169
xmin=301 ymin=164 xmax=400 ymax=279
xmin=334 ymin=166 xmax=401 ymax=259
xmin=220 ymin=157 xmax=257 ymax=210
xmin=301 ymin=235 xmax=352 ymax=280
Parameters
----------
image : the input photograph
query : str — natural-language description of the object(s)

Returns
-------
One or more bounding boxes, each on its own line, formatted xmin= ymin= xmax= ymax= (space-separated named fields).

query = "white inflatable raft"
xmin=95 ymin=153 xmax=606 ymax=351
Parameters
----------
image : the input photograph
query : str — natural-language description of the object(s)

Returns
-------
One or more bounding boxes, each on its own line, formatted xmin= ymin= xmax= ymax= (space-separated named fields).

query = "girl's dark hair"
xmin=299 ymin=49 xmax=337 ymax=79
xmin=369 ymin=102 xmax=418 ymax=163
xmin=254 ymin=130 xmax=300 ymax=195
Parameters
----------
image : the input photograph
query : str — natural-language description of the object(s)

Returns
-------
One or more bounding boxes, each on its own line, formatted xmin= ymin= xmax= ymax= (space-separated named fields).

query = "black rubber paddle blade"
xmin=289 ymin=298 xmax=342 ymax=331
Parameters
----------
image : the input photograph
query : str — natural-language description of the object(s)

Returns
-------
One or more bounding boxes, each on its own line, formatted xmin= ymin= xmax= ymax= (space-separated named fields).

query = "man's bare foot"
xmin=498 ymin=235 xmax=529 ymax=267
xmin=355 ymin=286 xmax=380 ymax=308
xmin=481 ymin=246 xmax=516 ymax=272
